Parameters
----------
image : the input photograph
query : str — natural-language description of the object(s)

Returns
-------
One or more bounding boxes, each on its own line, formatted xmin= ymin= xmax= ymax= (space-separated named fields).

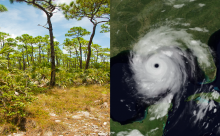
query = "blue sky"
xmin=0 ymin=0 xmax=110 ymax=54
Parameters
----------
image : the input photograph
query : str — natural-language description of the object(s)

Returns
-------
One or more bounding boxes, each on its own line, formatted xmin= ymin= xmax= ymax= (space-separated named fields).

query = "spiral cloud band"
xmin=132 ymin=26 xmax=210 ymax=67
xmin=130 ymin=26 xmax=209 ymax=102
xmin=130 ymin=46 xmax=195 ymax=102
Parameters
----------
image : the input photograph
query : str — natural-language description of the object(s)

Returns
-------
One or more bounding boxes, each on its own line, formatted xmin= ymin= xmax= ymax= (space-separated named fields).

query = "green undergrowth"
xmin=0 ymin=65 xmax=110 ymax=135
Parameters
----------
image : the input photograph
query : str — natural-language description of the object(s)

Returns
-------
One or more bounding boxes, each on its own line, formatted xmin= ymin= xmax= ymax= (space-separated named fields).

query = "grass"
xmin=0 ymin=84 xmax=110 ymax=135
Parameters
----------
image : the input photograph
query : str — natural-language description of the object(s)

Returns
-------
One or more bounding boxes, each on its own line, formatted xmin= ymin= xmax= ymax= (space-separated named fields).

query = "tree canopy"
xmin=10 ymin=0 xmax=59 ymax=87
xmin=60 ymin=0 xmax=110 ymax=69
xmin=0 ymin=4 xmax=7 ymax=12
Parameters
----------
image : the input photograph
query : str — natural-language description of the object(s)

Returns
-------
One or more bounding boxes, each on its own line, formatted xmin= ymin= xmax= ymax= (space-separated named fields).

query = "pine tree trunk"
xmin=26 ymin=45 xmax=29 ymax=66
xmin=78 ymin=38 xmax=82 ymax=69
xmin=67 ymin=60 xmax=68 ymax=68
xmin=74 ymin=47 xmax=79 ymax=69
xmin=70 ymin=51 xmax=71 ymax=68
xmin=22 ymin=48 xmax=25 ymax=71
xmin=7 ymin=53 xmax=9 ymax=69
xmin=32 ymin=44 xmax=34 ymax=62
xmin=47 ymin=16 xmax=56 ymax=87
xmin=96 ymin=51 xmax=98 ymax=63
xmin=39 ymin=45 xmax=41 ymax=63
xmin=19 ymin=57 xmax=21 ymax=70
xmin=42 ymin=51 xmax=44 ymax=62
xmin=75 ymin=58 xmax=76 ymax=68
xmin=85 ymin=23 xmax=97 ymax=69
xmin=56 ymin=55 xmax=59 ymax=66
xmin=48 ymin=51 xmax=50 ymax=63
xmin=85 ymin=50 xmax=87 ymax=62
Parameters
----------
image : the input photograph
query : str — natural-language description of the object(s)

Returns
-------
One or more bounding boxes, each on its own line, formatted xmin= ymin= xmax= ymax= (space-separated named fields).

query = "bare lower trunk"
xmin=56 ymin=55 xmax=59 ymax=66
xmin=85 ymin=23 xmax=97 ymax=69
xmin=74 ymin=47 xmax=79 ymax=69
xmin=47 ymin=16 xmax=56 ymax=87
xmin=96 ymin=51 xmax=98 ymax=63
xmin=70 ymin=51 xmax=71 ymax=68
xmin=78 ymin=38 xmax=82 ymax=69
xmin=48 ymin=51 xmax=50 ymax=63
xmin=32 ymin=45 xmax=34 ymax=63
xmin=22 ymin=48 xmax=25 ymax=71
xmin=67 ymin=61 xmax=68 ymax=68
xmin=39 ymin=45 xmax=41 ymax=63
xmin=7 ymin=53 xmax=9 ymax=68
xmin=75 ymin=58 xmax=76 ymax=68
xmin=19 ymin=57 xmax=21 ymax=70
xmin=42 ymin=51 xmax=44 ymax=62
xmin=26 ymin=45 xmax=29 ymax=66
xmin=84 ymin=50 xmax=87 ymax=62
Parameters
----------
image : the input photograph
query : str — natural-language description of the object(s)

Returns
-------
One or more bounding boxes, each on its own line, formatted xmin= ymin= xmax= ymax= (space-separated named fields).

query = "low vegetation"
xmin=0 ymin=64 xmax=109 ymax=135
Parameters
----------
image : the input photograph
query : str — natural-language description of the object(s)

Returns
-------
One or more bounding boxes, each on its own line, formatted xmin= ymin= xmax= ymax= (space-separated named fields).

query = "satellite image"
xmin=110 ymin=0 xmax=220 ymax=136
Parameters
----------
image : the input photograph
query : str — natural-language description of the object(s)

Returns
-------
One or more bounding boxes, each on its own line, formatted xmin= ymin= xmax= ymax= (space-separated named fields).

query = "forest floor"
xmin=1 ymin=85 xmax=110 ymax=136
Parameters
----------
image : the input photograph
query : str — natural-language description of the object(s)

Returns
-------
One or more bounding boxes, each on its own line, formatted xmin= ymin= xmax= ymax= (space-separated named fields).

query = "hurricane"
xmin=129 ymin=26 xmax=211 ymax=107
xmin=110 ymin=26 xmax=220 ymax=135
xmin=130 ymin=46 xmax=194 ymax=100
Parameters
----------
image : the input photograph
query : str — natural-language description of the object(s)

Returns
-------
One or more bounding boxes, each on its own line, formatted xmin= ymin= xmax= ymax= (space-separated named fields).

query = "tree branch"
xmin=38 ymin=24 xmax=49 ymax=29
xmin=23 ymin=0 xmax=57 ymax=17
xmin=97 ymin=20 xmax=108 ymax=24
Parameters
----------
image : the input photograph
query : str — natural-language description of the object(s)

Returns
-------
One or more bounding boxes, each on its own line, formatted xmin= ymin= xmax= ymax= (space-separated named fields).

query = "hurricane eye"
xmin=154 ymin=63 xmax=159 ymax=68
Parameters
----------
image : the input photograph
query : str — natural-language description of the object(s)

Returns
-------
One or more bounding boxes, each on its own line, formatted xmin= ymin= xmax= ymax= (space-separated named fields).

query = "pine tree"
xmin=60 ymin=0 xmax=110 ymax=69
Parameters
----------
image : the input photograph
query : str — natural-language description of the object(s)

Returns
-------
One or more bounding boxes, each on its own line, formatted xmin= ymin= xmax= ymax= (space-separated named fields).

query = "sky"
xmin=0 ymin=0 xmax=110 ymax=54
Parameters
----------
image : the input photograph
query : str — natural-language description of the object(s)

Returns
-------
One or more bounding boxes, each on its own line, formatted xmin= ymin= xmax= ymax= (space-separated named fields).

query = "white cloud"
xmin=173 ymin=4 xmax=185 ymax=8
xmin=13 ymin=46 xmax=18 ymax=51
xmin=133 ymin=26 xmax=211 ymax=67
xmin=104 ymin=32 xmax=110 ymax=38
xmin=42 ymin=11 xmax=47 ymax=18
xmin=8 ymin=34 xmax=17 ymax=39
xmin=146 ymin=128 xmax=159 ymax=136
xmin=54 ymin=0 xmax=74 ymax=5
xmin=61 ymin=17 xmax=107 ymax=32
xmin=62 ymin=18 xmax=93 ymax=31
xmin=41 ymin=9 xmax=65 ymax=23
xmin=181 ymin=23 xmax=190 ymax=26
xmin=0 ymin=5 xmax=46 ymax=38
xmin=198 ymin=3 xmax=205 ymax=7
xmin=52 ymin=10 xmax=65 ymax=22
xmin=147 ymin=95 xmax=173 ymax=120
xmin=189 ymin=27 xmax=209 ymax=32
xmin=117 ymin=129 xmax=144 ymax=136
xmin=194 ymin=98 xmax=216 ymax=123
xmin=92 ymin=39 xmax=101 ymax=44
xmin=164 ymin=0 xmax=191 ymax=5
xmin=0 ymin=9 xmax=24 ymax=21
xmin=0 ymin=1 xmax=109 ymax=50
xmin=62 ymin=49 xmax=68 ymax=54
xmin=212 ymin=91 xmax=220 ymax=99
